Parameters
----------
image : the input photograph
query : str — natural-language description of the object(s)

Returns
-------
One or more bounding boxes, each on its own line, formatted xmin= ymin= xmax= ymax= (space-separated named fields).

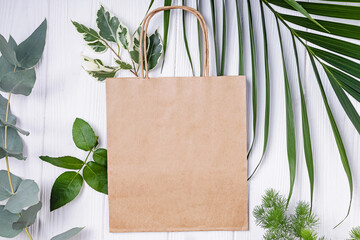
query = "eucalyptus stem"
xmin=4 ymin=66 xmax=34 ymax=240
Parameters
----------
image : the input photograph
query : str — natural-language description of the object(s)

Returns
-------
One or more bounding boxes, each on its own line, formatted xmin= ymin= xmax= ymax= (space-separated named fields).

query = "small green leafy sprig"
xmin=40 ymin=118 xmax=108 ymax=211
xmin=254 ymin=189 xmax=322 ymax=240
xmin=72 ymin=5 xmax=163 ymax=80
xmin=254 ymin=189 xmax=360 ymax=240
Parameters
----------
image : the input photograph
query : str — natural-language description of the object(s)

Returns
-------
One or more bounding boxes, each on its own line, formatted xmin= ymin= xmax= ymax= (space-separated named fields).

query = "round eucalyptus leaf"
xmin=50 ymin=171 xmax=83 ymax=211
xmin=83 ymin=162 xmax=108 ymax=194
xmin=0 ymin=94 xmax=17 ymax=125
xmin=93 ymin=148 xmax=107 ymax=166
xmin=0 ymin=170 xmax=22 ymax=201
xmin=12 ymin=201 xmax=42 ymax=230
xmin=0 ymin=127 xmax=24 ymax=160
xmin=0 ymin=34 xmax=19 ymax=66
xmin=5 ymin=179 xmax=39 ymax=214
xmin=72 ymin=118 xmax=97 ymax=151
xmin=0 ymin=205 xmax=21 ymax=238
xmin=15 ymin=19 xmax=47 ymax=68
xmin=0 ymin=68 xmax=36 ymax=96
xmin=51 ymin=227 xmax=84 ymax=240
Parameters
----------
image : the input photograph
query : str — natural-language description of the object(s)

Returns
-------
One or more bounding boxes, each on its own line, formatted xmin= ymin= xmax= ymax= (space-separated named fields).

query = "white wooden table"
xmin=1 ymin=0 xmax=359 ymax=239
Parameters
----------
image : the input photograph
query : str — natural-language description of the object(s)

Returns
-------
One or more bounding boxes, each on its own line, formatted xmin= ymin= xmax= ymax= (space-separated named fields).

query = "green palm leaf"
xmin=247 ymin=0 xmax=258 ymax=158
xmin=267 ymin=0 xmax=360 ymax=20
xmin=248 ymin=0 xmax=270 ymax=180
xmin=309 ymin=56 xmax=353 ymax=228
xmin=182 ymin=0 xmax=194 ymax=76
xmin=293 ymin=35 xmax=314 ymax=211
xmin=276 ymin=19 xmax=297 ymax=206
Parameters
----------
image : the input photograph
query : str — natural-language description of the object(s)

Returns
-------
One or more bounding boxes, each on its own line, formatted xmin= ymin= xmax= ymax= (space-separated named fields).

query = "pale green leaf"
xmin=117 ymin=22 xmax=131 ymax=50
xmin=0 ymin=68 xmax=36 ymax=96
xmin=12 ymin=201 xmax=42 ymax=230
xmin=51 ymin=227 xmax=84 ymax=240
xmin=0 ymin=170 xmax=22 ymax=201
xmin=5 ymin=180 xmax=39 ymax=214
xmin=15 ymin=19 xmax=47 ymax=68
xmin=0 ymin=206 xmax=21 ymax=238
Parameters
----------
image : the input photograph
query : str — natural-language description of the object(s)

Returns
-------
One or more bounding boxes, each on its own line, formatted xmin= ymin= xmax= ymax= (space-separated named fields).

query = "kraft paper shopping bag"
xmin=106 ymin=6 xmax=248 ymax=232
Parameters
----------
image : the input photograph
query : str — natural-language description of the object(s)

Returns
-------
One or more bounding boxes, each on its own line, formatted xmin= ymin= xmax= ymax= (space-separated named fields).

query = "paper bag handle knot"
xmin=140 ymin=6 xmax=210 ymax=79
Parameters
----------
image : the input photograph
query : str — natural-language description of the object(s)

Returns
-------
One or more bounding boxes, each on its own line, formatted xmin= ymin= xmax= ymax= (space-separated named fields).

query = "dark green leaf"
xmin=309 ymin=55 xmax=352 ymax=227
xmin=247 ymin=0 xmax=257 ymax=158
xmin=282 ymin=0 xmax=328 ymax=32
xmin=93 ymin=148 xmax=107 ymax=166
xmin=96 ymin=5 xmax=119 ymax=43
xmin=40 ymin=156 xmax=84 ymax=170
xmin=310 ymin=47 xmax=360 ymax=79
xmin=0 ymin=68 xmax=36 ymax=96
xmin=0 ymin=127 xmax=24 ymax=160
xmin=210 ymin=0 xmax=219 ymax=75
xmin=325 ymin=66 xmax=360 ymax=135
xmin=220 ymin=0 xmax=227 ymax=76
xmin=0 ymin=34 xmax=19 ymax=66
xmin=50 ymin=171 xmax=83 ymax=211
xmin=51 ymin=227 xmax=84 ymax=240
xmin=197 ymin=0 xmax=203 ymax=76
xmin=182 ymin=0 xmax=195 ymax=76
xmin=293 ymin=36 xmax=314 ymax=210
xmin=281 ymin=14 xmax=360 ymax=40
xmin=0 ymin=170 xmax=22 ymax=201
xmin=268 ymin=0 xmax=360 ymax=20
xmin=147 ymin=30 xmax=163 ymax=71
xmin=160 ymin=0 xmax=172 ymax=72
xmin=296 ymin=30 xmax=360 ymax=61
xmin=12 ymin=201 xmax=42 ymax=230
xmin=83 ymin=162 xmax=108 ymax=194
xmin=15 ymin=19 xmax=47 ymax=68
xmin=324 ymin=66 xmax=360 ymax=102
xmin=72 ymin=118 xmax=97 ymax=151
xmin=248 ymin=0 xmax=270 ymax=180
xmin=117 ymin=22 xmax=131 ymax=50
xmin=72 ymin=21 xmax=107 ymax=53
xmin=115 ymin=60 xmax=132 ymax=70
xmin=5 ymin=180 xmax=39 ymax=214
xmin=0 ymin=206 xmax=21 ymax=238
xmin=277 ymin=19 xmax=296 ymax=206
xmin=235 ymin=0 xmax=244 ymax=75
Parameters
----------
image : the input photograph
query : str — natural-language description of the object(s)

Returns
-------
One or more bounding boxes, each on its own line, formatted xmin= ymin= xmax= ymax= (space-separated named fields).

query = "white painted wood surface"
xmin=0 ymin=0 xmax=359 ymax=239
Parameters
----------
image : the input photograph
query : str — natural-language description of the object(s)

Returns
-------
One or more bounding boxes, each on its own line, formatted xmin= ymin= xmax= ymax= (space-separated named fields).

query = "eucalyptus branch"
xmin=3 ymin=66 xmax=33 ymax=240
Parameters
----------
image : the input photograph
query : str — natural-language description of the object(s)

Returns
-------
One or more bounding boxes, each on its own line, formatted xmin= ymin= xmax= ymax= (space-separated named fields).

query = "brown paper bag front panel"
xmin=106 ymin=76 xmax=247 ymax=232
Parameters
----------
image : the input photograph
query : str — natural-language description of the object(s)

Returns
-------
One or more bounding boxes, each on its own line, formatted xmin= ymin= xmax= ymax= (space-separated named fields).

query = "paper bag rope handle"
xmin=140 ymin=6 xmax=210 ymax=78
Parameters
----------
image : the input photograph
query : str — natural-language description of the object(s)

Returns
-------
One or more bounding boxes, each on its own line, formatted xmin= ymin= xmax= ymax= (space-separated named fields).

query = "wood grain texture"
xmin=0 ymin=0 xmax=359 ymax=239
